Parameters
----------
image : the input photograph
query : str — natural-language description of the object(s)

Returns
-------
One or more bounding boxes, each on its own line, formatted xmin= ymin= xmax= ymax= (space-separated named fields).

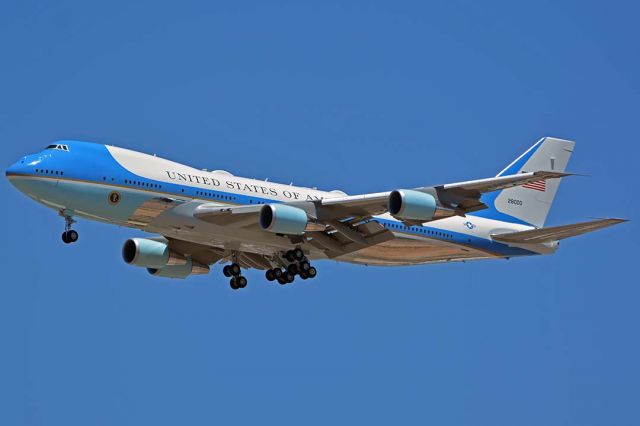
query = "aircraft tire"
xmin=287 ymin=263 xmax=299 ymax=276
xmin=293 ymin=248 xmax=304 ymax=261
xmin=308 ymin=267 xmax=317 ymax=279
xmin=230 ymin=277 xmax=240 ymax=290
xmin=237 ymin=276 xmax=247 ymax=288
xmin=67 ymin=230 xmax=79 ymax=243
xmin=230 ymin=263 xmax=241 ymax=276
xmin=223 ymin=265 xmax=232 ymax=277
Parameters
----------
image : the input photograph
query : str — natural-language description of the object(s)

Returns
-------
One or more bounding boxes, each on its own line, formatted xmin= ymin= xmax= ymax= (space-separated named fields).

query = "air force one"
xmin=5 ymin=137 xmax=625 ymax=289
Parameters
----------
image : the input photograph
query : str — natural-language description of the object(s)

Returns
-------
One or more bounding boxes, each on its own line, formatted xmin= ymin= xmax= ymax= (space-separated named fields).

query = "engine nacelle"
xmin=122 ymin=238 xmax=187 ymax=269
xmin=147 ymin=259 xmax=210 ymax=279
xmin=259 ymin=204 xmax=308 ymax=235
xmin=388 ymin=189 xmax=455 ymax=221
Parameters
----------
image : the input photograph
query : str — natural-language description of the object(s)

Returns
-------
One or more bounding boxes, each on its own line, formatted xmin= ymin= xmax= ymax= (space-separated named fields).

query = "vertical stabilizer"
xmin=477 ymin=137 xmax=575 ymax=227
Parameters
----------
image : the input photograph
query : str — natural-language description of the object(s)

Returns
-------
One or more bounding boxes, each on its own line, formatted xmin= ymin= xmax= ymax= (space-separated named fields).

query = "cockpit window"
xmin=45 ymin=144 xmax=69 ymax=152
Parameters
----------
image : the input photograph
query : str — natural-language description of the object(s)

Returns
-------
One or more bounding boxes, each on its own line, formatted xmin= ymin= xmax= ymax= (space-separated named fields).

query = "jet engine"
xmin=259 ymin=204 xmax=308 ymax=235
xmin=388 ymin=189 xmax=456 ymax=221
xmin=122 ymin=237 xmax=188 ymax=269
xmin=122 ymin=238 xmax=209 ymax=279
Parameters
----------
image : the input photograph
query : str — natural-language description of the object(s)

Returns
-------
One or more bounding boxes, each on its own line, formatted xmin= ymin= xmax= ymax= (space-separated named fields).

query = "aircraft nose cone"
xmin=6 ymin=158 xmax=23 ymax=177
xmin=6 ymin=157 xmax=28 ymax=191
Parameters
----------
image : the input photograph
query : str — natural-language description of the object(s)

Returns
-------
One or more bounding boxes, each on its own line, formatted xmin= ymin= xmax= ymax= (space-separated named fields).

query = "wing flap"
xmin=491 ymin=218 xmax=627 ymax=244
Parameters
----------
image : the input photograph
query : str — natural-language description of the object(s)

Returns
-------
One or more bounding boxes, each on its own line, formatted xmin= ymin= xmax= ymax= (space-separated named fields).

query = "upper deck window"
xmin=45 ymin=144 xmax=69 ymax=152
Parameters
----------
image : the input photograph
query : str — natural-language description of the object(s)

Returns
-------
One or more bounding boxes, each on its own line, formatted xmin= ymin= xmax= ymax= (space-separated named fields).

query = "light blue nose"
xmin=5 ymin=158 xmax=24 ymax=177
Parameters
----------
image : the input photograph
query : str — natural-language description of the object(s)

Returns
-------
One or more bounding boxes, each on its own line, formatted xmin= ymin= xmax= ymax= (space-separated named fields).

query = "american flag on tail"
xmin=522 ymin=179 xmax=546 ymax=192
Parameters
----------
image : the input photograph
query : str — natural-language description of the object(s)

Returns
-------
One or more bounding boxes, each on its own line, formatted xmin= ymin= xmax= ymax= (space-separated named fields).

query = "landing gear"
xmin=223 ymin=263 xmax=241 ymax=277
xmin=265 ymin=268 xmax=283 ymax=282
xmin=299 ymin=266 xmax=317 ymax=280
xmin=277 ymin=272 xmax=295 ymax=285
xmin=61 ymin=213 xmax=78 ymax=244
xmin=223 ymin=262 xmax=247 ymax=290
xmin=61 ymin=230 xmax=79 ymax=244
xmin=225 ymin=249 xmax=318 ymax=290
xmin=285 ymin=247 xmax=305 ymax=262
xmin=230 ymin=275 xmax=247 ymax=290
xmin=270 ymin=249 xmax=318 ymax=285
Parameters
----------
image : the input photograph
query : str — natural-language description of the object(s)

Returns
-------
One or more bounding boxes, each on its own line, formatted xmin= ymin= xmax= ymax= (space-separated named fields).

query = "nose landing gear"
xmin=60 ymin=213 xmax=79 ymax=244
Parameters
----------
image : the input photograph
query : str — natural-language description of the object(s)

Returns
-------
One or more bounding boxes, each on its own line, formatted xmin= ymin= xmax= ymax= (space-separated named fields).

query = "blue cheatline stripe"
xmin=373 ymin=218 xmax=537 ymax=257
xmin=470 ymin=192 xmax=532 ymax=226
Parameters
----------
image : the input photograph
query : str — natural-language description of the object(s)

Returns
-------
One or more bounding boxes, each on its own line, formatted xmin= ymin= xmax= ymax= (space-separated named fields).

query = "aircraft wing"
xmin=431 ymin=170 xmax=571 ymax=212
xmin=491 ymin=218 xmax=627 ymax=244
xmin=315 ymin=170 xmax=570 ymax=218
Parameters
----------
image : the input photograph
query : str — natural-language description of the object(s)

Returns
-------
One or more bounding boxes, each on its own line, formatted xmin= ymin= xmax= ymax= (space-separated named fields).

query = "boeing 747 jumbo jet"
xmin=6 ymin=137 xmax=625 ymax=289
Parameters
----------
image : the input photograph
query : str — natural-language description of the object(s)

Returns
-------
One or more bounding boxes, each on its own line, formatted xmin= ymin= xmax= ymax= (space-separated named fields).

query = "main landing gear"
xmin=223 ymin=262 xmax=247 ymax=290
xmin=264 ymin=248 xmax=318 ymax=286
xmin=61 ymin=214 xmax=79 ymax=244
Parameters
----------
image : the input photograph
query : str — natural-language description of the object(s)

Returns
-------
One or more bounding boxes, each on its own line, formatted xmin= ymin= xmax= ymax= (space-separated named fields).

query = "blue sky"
xmin=1 ymin=1 xmax=638 ymax=424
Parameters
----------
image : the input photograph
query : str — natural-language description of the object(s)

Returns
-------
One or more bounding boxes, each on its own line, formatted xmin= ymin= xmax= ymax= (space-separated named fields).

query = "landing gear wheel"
xmin=266 ymin=269 xmax=275 ymax=281
xmin=229 ymin=263 xmax=241 ymax=276
xmin=287 ymin=263 xmax=299 ymax=276
xmin=292 ymin=248 xmax=304 ymax=261
xmin=223 ymin=265 xmax=232 ymax=277
xmin=277 ymin=276 xmax=287 ymax=285
xmin=230 ymin=277 xmax=240 ymax=290
xmin=273 ymin=268 xmax=283 ymax=279
xmin=284 ymin=272 xmax=295 ymax=284
xmin=67 ymin=230 xmax=78 ymax=243
xmin=299 ymin=271 xmax=309 ymax=280
xmin=307 ymin=266 xmax=317 ymax=279
xmin=61 ymin=230 xmax=78 ymax=244
xmin=298 ymin=260 xmax=310 ymax=272
xmin=237 ymin=276 xmax=248 ymax=288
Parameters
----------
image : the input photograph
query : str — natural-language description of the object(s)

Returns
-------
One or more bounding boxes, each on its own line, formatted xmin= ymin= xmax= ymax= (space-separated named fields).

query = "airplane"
xmin=5 ymin=137 xmax=626 ymax=290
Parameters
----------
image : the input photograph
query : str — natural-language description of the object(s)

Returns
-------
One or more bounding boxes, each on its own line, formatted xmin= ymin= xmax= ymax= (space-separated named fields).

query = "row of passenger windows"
xmin=195 ymin=190 xmax=236 ymax=201
xmin=384 ymin=222 xmax=453 ymax=239
xmin=124 ymin=179 xmax=162 ymax=189
xmin=35 ymin=168 xmax=63 ymax=175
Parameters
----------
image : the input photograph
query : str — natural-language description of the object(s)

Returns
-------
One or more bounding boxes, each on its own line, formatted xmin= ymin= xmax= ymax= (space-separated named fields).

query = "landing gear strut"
xmin=223 ymin=262 xmax=247 ymax=290
xmin=61 ymin=214 xmax=78 ymax=244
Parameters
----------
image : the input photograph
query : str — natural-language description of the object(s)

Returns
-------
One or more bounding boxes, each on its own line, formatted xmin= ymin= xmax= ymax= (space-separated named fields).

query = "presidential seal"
xmin=108 ymin=191 xmax=121 ymax=205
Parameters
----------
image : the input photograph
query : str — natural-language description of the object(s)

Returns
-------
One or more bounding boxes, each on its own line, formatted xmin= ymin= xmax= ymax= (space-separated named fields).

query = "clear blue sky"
xmin=1 ymin=1 xmax=638 ymax=425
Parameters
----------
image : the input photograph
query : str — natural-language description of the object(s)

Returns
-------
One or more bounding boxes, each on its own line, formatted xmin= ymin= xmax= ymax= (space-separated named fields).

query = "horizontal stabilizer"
xmin=491 ymin=218 xmax=627 ymax=244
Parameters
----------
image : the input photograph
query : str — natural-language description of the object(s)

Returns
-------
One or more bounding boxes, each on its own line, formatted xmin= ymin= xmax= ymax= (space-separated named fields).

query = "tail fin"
xmin=477 ymin=137 xmax=575 ymax=227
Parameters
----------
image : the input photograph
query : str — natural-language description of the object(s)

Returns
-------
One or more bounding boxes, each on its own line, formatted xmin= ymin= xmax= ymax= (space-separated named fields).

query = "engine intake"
xmin=259 ymin=204 xmax=308 ymax=235
xmin=388 ymin=189 xmax=455 ymax=221
xmin=122 ymin=238 xmax=187 ymax=269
